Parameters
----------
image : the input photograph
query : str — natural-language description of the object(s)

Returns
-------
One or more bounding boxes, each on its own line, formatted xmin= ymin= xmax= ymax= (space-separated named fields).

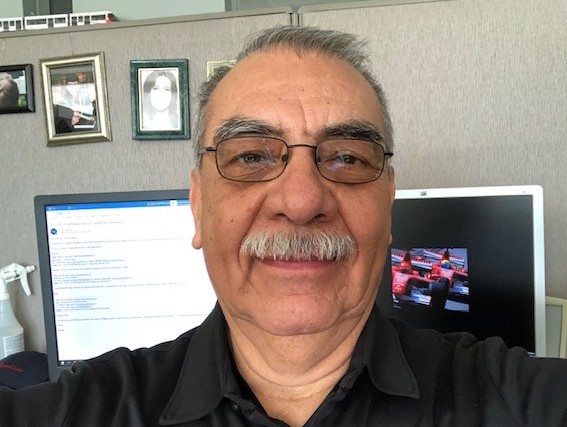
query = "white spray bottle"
xmin=0 ymin=263 xmax=34 ymax=359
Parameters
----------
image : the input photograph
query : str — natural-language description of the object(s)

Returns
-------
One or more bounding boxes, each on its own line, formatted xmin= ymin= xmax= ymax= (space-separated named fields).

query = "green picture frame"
xmin=130 ymin=59 xmax=190 ymax=140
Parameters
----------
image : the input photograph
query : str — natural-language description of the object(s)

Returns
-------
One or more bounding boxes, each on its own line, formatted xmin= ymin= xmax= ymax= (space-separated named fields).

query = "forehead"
xmin=154 ymin=75 xmax=171 ymax=85
xmin=205 ymin=48 xmax=384 ymax=140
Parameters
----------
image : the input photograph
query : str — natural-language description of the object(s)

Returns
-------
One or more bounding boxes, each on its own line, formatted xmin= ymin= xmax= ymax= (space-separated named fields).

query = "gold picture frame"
xmin=40 ymin=52 xmax=111 ymax=146
xmin=206 ymin=59 xmax=235 ymax=79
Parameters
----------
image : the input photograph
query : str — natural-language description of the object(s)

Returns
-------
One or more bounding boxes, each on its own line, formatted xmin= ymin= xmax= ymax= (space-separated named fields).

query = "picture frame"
xmin=0 ymin=63 xmax=35 ymax=114
xmin=206 ymin=60 xmax=235 ymax=79
xmin=130 ymin=59 xmax=190 ymax=140
xmin=39 ymin=52 xmax=111 ymax=146
xmin=546 ymin=296 xmax=567 ymax=358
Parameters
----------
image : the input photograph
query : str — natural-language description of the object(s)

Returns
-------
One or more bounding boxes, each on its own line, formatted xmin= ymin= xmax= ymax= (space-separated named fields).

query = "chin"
xmin=255 ymin=300 xmax=341 ymax=337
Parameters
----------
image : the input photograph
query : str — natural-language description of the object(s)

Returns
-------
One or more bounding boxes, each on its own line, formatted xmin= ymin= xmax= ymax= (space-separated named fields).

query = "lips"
xmin=260 ymin=251 xmax=337 ymax=262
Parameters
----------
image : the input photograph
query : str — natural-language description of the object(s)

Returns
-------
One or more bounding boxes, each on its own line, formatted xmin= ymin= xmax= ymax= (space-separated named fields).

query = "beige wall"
xmin=1 ymin=1 xmax=24 ymax=18
xmin=72 ymin=0 xmax=226 ymax=20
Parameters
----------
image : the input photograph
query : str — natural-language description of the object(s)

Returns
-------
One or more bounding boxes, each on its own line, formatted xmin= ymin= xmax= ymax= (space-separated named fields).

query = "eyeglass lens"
xmin=214 ymin=137 xmax=387 ymax=183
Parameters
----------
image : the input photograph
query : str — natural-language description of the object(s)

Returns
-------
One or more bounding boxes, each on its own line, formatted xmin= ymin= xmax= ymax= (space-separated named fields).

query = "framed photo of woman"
xmin=130 ymin=59 xmax=189 ymax=140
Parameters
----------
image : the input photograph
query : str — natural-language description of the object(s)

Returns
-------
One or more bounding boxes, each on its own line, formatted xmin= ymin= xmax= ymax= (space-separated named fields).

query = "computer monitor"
xmin=376 ymin=185 xmax=546 ymax=356
xmin=34 ymin=189 xmax=217 ymax=380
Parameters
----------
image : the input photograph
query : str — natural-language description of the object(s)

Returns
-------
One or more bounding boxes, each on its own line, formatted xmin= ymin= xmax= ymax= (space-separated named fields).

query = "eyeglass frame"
xmin=198 ymin=136 xmax=394 ymax=184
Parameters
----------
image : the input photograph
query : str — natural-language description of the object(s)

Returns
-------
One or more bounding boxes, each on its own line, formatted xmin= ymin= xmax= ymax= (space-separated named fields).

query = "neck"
xmin=226 ymin=305 xmax=373 ymax=427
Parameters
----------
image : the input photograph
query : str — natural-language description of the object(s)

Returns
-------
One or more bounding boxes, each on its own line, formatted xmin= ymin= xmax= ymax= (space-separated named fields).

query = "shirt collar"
xmin=159 ymin=303 xmax=419 ymax=424
xmin=356 ymin=305 xmax=420 ymax=399
xmin=160 ymin=303 xmax=233 ymax=424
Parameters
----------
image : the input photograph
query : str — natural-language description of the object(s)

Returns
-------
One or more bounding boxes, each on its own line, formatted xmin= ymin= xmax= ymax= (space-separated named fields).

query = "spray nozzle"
xmin=0 ymin=263 xmax=34 ymax=299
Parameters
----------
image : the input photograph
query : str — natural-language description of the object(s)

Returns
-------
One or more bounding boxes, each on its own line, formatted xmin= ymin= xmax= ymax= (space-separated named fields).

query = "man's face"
xmin=190 ymin=48 xmax=395 ymax=336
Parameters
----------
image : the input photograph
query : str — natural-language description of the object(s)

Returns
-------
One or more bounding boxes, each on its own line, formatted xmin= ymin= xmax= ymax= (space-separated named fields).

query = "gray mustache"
xmin=240 ymin=230 xmax=356 ymax=261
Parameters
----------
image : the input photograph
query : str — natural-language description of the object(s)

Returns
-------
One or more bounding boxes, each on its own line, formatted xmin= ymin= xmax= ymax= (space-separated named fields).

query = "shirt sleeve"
xmin=453 ymin=335 xmax=567 ymax=426
xmin=0 ymin=348 xmax=146 ymax=426
xmin=0 ymin=372 xmax=81 ymax=425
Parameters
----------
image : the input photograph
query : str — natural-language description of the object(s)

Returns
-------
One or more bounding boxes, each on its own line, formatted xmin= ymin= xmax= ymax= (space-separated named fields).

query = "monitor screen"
xmin=34 ymin=189 xmax=217 ymax=380
xmin=376 ymin=185 xmax=546 ymax=356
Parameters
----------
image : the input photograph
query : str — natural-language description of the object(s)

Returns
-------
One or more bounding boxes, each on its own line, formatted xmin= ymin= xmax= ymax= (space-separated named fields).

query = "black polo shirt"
xmin=1 ymin=303 xmax=566 ymax=426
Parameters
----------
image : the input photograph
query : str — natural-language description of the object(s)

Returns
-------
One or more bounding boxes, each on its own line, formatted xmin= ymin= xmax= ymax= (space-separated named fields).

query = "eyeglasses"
xmin=199 ymin=136 xmax=393 ymax=184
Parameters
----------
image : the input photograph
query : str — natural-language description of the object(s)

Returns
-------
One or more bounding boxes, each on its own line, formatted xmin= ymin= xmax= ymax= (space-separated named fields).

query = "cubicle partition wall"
xmin=1 ymin=0 xmax=566 ymax=353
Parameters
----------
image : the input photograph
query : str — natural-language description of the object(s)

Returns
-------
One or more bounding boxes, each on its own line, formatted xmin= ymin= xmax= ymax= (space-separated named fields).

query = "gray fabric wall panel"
xmin=0 ymin=11 xmax=291 ymax=352
xmin=301 ymin=0 xmax=567 ymax=301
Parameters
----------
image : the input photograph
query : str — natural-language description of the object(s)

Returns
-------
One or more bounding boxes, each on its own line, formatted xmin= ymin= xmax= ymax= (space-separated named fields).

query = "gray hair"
xmin=0 ymin=76 xmax=20 ymax=108
xmin=191 ymin=25 xmax=393 ymax=170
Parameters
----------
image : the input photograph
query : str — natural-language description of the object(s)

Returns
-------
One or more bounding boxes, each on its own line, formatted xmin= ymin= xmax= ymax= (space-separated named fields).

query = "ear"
xmin=388 ymin=166 xmax=396 ymax=245
xmin=388 ymin=166 xmax=396 ymax=206
xmin=190 ymin=169 xmax=203 ymax=249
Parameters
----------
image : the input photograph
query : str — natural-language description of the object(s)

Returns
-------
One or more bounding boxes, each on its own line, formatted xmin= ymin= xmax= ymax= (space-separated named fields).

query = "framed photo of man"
xmin=0 ymin=64 xmax=35 ymax=114
xmin=130 ymin=59 xmax=190 ymax=140
xmin=39 ymin=52 xmax=111 ymax=146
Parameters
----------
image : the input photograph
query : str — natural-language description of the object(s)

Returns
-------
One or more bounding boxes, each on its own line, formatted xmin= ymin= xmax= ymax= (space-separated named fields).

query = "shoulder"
xmin=0 ymin=328 xmax=199 ymax=426
xmin=390 ymin=318 xmax=567 ymax=426
xmin=388 ymin=317 xmax=479 ymax=363
xmin=68 ymin=327 xmax=197 ymax=392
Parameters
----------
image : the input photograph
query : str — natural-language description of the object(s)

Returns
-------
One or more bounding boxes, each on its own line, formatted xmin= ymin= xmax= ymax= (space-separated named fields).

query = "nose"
xmin=269 ymin=146 xmax=337 ymax=226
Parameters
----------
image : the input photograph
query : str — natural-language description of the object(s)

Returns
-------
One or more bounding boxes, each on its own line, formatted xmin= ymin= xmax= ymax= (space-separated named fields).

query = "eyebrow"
xmin=318 ymin=121 xmax=384 ymax=145
xmin=213 ymin=117 xmax=282 ymax=145
xmin=212 ymin=117 xmax=384 ymax=146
